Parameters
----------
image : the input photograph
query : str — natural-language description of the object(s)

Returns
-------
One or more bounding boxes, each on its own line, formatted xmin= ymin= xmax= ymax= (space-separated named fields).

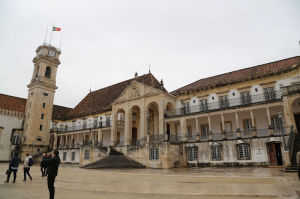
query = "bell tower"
xmin=22 ymin=44 xmax=61 ymax=158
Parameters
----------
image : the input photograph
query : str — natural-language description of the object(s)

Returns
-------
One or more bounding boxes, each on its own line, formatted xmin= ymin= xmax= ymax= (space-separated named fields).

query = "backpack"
xmin=28 ymin=158 xmax=33 ymax=166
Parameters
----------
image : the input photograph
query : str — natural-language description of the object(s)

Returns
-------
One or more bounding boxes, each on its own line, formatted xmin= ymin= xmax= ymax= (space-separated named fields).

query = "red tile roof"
xmin=171 ymin=56 xmax=300 ymax=96
xmin=0 ymin=94 xmax=26 ymax=113
xmin=66 ymin=73 xmax=166 ymax=119
xmin=0 ymin=93 xmax=72 ymax=119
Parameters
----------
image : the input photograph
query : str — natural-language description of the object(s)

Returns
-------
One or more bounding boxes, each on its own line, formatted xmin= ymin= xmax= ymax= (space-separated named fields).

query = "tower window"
xmin=41 ymin=114 xmax=44 ymax=119
xmin=43 ymin=103 xmax=46 ymax=108
xmin=39 ymin=125 xmax=43 ymax=131
xmin=43 ymin=93 xmax=48 ymax=96
xmin=45 ymin=67 xmax=51 ymax=78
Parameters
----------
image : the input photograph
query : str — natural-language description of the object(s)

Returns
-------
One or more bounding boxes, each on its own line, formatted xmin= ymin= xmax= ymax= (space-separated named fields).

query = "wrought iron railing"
xmin=51 ymin=120 xmax=112 ymax=133
xmin=168 ymin=127 xmax=289 ymax=143
xmin=165 ymin=91 xmax=282 ymax=118
xmin=128 ymin=136 xmax=148 ymax=153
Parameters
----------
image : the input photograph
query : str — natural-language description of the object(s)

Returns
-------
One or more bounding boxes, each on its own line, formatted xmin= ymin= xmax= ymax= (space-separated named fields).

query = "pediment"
xmin=113 ymin=81 xmax=162 ymax=104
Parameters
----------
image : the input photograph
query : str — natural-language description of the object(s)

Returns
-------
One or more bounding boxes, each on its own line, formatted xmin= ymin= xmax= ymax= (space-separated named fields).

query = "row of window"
xmin=183 ymin=87 xmax=276 ymax=110
xmin=62 ymin=151 xmax=76 ymax=161
xmin=186 ymin=115 xmax=282 ymax=136
xmin=187 ymin=144 xmax=251 ymax=161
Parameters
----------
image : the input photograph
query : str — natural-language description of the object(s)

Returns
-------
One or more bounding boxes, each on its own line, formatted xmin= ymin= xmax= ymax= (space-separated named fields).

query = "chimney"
xmin=134 ymin=72 xmax=138 ymax=79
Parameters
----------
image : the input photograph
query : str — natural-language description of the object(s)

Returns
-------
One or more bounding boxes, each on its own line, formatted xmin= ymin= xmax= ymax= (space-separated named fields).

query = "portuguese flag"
xmin=52 ymin=26 xmax=61 ymax=31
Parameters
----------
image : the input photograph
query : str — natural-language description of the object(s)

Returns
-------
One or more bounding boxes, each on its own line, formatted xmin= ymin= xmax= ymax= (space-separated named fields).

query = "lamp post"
xmin=277 ymin=112 xmax=287 ymax=151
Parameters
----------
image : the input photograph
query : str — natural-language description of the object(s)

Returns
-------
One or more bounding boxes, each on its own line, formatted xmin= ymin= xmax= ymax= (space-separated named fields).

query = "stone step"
xmin=82 ymin=155 xmax=146 ymax=169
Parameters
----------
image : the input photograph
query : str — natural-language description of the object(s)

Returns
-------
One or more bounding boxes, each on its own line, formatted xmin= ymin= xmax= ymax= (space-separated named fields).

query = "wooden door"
xmin=132 ymin=128 xmax=137 ymax=143
xmin=267 ymin=143 xmax=278 ymax=165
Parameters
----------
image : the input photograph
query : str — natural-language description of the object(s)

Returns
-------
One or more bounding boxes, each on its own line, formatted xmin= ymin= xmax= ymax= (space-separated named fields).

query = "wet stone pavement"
xmin=0 ymin=163 xmax=299 ymax=199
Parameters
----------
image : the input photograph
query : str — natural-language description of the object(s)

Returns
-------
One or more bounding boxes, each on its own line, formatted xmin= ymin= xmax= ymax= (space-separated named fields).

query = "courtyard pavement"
xmin=0 ymin=163 xmax=299 ymax=199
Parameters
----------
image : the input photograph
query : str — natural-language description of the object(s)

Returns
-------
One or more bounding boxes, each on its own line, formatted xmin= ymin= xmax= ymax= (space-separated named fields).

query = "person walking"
xmin=23 ymin=153 xmax=33 ymax=181
xmin=45 ymin=150 xmax=60 ymax=199
xmin=5 ymin=153 xmax=21 ymax=183
xmin=41 ymin=153 xmax=47 ymax=177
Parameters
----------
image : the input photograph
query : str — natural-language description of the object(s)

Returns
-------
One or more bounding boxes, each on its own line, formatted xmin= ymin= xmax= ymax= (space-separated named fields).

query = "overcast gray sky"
xmin=0 ymin=0 xmax=299 ymax=108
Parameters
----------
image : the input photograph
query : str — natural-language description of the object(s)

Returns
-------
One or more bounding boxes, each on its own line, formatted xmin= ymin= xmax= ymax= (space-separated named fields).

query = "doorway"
xmin=267 ymin=142 xmax=283 ymax=166
xmin=132 ymin=127 xmax=137 ymax=144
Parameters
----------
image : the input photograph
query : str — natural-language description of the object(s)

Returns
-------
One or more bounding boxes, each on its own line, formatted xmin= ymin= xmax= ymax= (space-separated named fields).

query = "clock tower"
xmin=22 ymin=44 xmax=61 ymax=158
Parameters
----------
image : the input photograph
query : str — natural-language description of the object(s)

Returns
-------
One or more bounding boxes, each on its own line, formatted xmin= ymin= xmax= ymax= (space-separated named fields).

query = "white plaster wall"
xmin=194 ymin=137 xmax=285 ymax=164
xmin=176 ymin=100 xmax=182 ymax=109
xmin=250 ymin=85 xmax=263 ymax=95
xmin=208 ymin=93 xmax=218 ymax=103
xmin=59 ymin=149 xmax=80 ymax=163
xmin=0 ymin=114 xmax=23 ymax=161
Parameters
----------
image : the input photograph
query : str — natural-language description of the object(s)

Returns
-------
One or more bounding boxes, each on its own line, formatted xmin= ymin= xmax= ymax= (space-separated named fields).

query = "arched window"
xmin=36 ymin=137 xmax=43 ymax=142
xmin=45 ymin=67 xmax=51 ymax=78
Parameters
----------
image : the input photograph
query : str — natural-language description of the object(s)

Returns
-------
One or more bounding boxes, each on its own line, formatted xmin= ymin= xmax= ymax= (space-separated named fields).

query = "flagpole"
xmin=49 ymin=25 xmax=54 ymax=46
xmin=43 ymin=27 xmax=48 ymax=44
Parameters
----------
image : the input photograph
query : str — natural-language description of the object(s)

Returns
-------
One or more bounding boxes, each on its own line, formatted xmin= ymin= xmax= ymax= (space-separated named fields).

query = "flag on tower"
xmin=52 ymin=26 xmax=61 ymax=31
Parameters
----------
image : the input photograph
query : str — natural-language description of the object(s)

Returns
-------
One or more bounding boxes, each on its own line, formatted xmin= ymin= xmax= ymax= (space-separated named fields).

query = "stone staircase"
xmin=82 ymin=148 xmax=146 ymax=169
xmin=286 ymin=132 xmax=300 ymax=172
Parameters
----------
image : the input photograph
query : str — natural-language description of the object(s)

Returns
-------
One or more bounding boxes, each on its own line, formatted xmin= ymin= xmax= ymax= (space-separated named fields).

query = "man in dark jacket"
xmin=41 ymin=153 xmax=47 ymax=177
xmin=5 ymin=152 xmax=21 ymax=183
xmin=44 ymin=150 xmax=60 ymax=199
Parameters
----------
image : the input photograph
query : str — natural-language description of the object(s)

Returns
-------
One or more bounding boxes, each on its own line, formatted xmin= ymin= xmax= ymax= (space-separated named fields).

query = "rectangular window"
xmin=219 ymin=96 xmax=229 ymax=108
xmin=63 ymin=152 xmax=67 ymax=161
xmin=84 ymin=150 xmax=90 ymax=160
xmin=243 ymin=119 xmax=252 ymax=130
xmin=264 ymin=87 xmax=276 ymax=101
xmin=42 ymin=103 xmax=46 ymax=108
xmin=271 ymin=115 xmax=283 ymax=129
xmin=39 ymin=125 xmax=43 ymax=131
xmin=237 ymin=144 xmax=251 ymax=160
xmin=187 ymin=126 xmax=192 ymax=137
xmin=201 ymin=124 xmax=209 ymax=136
xmin=149 ymin=148 xmax=159 ymax=160
xmin=71 ymin=152 xmax=75 ymax=161
xmin=187 ymin=147 xmax=198 ymax=161
xmin=41 ymin=113 xmax=44 ymax=119
xmin=212 ymin=146 xmax=222 ymax=161
xmin=200 ymin=99 xmax=208 ymax=111
xmin=240 ymin=92 xmax=251 ymax=105
xmin=183 ymin=102 xmax=190 ymax=113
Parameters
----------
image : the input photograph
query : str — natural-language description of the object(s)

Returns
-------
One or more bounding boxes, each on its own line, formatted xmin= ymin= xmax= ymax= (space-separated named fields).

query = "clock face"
xmin=48 ymin=49 xmax=56 ymax=58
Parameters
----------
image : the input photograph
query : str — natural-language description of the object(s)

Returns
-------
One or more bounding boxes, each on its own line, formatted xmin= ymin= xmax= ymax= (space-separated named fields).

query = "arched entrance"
xmin=130 ymin=105 xmax=141 ymax=145
xmin=147 ymin=102 xmax=159 ymax=135
xmin=266 ymin=142 xmax=283 ymax=166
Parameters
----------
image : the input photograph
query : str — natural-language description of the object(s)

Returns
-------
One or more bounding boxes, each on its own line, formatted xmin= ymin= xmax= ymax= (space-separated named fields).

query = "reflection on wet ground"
xmin=0 ymin=163 xmax=299 ymax=199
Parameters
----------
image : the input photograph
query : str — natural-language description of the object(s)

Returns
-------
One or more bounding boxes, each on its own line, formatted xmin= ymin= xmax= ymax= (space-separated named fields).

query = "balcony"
xmin=165 ymin=91 xmax=282 ymax=118
xmin=51 ymin=120 xmax=111 ymax=133
xmin=169 ymin=127 xmax=289 ymax=144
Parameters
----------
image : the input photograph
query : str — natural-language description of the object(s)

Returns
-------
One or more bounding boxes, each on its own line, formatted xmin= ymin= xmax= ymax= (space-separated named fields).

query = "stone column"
xmin=282 ymin=96 xmax=294 ymax=129
xmin=59 ymin=135 xmax=63 ymax=148
xmin=53 ymin=133 xmax=57 ymax=149
xmin=110 ymin=112 xmax=117 ymax=146
xmin=124 ymin=109 xmax=130 ymax=145
xmin=180 ymin=118 xmax=187 ymax=141
xmin=158 ymin=101 xmax=165 ymax=135
xmin=221 ymin=114 xmax=225 ymax=132
xmin=266 ymin=107 xmax=271 ymax=128
xmin=139 ymin=103 xmax=145 ymax=139
xmin=195 ymin=118 xmax=200 ymax=134
xmin=250 ymin=110 xmax=255 ymax=128
xmin=71 ymin=134 xmax=74 ymax=148
xmin=235 ymin=112 xmax=240 ymax=130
